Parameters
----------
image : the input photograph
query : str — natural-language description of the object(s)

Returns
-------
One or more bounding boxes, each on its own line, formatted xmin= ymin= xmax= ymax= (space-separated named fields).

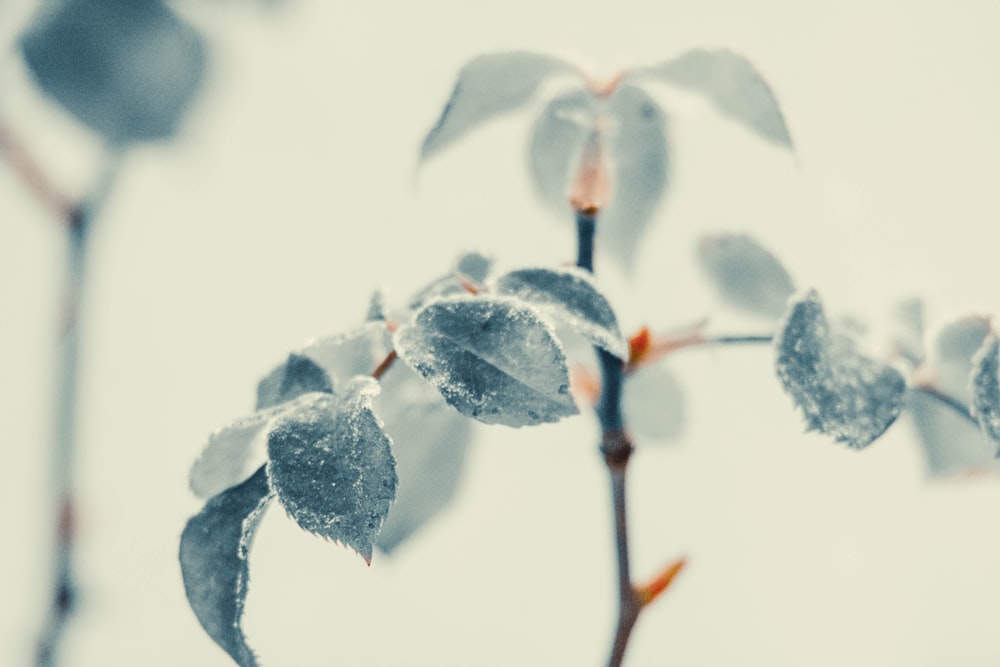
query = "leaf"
xmin=641 ymin=48 xmax=792 ymax=147
xmin=775 ymin=291 xmax=906 ymax=448
xmin=300 ymin=323 xmax=393 ymax=394
xmin=20 ymin=0 xmax=205 ymax=144
xmin=528 ymin=88 xmax=598 ymax=211
xmin=266 ymin=380 xmax=397 ymax=563
xmin=455 ymin=251 xmax=494 ymax=283
xmin=256 ymin=353 xmax=333 ymax=410
xmin=180 ymin=466 xmax=272 ymax=667
xmin=598 ymin=85 xmax=670 ymax=267
xmin=420 ymin=51 xmax=574 ymax=162
xmin=493 ymin=267 xmax=627 ymax=359
xmin=375 ymin=363 xmax=474 ymax=553
xmin=622 ymin=365 xmax=684 ymax=441
xmin=909 ymin=316 xmax=993 ymax=475
xmin=189 ymin=393 xmax=326 ymax=500
xmin=697 ymin=233 xmax=795 ymax=318
xmin=394 ymin=295 xmax=578 ymax=426
xmin=971 ymin=334 xmax=1000 ymax=454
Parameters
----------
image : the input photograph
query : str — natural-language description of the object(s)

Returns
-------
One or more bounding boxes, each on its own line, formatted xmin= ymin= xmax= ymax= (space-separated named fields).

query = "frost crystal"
xmin=394 ymin=295 xmax=578 ymax=427
xmin=266 ymin=380 xmax=397 ymax=563
xmin=775 ymin=292 xmax=905 ymax=449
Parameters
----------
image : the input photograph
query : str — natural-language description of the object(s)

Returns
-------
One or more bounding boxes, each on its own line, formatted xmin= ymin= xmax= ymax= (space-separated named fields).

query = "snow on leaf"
xmin=698 ymin=233 xmax=795 ymax=319
xmin=528 ymin=88 xmax=597 ymax=211
xmin=623 ymin=364 xmax=684 ymax=442
xmin=598 ymin=85 xmax=670 ymax=267
xmin=189 ymin=393 xmax=327 ymax=500
xmin=180 ymin=465 xmax=272 ymax=667
xmin=255 ymin=353 xmax=333 ymax=410
xmin=394 ymin=295 xmax=578 ymax=427
xmin=21 ymin=0 xmax=205 ymax=144
xmin=775 ymin=291 xmax=906 ymax=448
xmin=641 ymin=48 xmax=792 ymax=147
xmin=493 ymin=267 xmax=627 ymax=359
xmin=375 ymin=363 xmax=473 ymax=553
xmin=266 ymin=380 xmax=397 ymax=564
xmin=909 ymin=317 xmax=993 ymax=475
xmin=300 ymin=322 xmax=392 ymax=394
xmin=971 ymin=334 xmax=1000 ymax=454
xmin=420 ymin=51 xmax=574 ymax=162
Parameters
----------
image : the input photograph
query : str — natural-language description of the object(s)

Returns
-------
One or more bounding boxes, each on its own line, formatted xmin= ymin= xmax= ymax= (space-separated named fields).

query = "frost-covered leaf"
xmin=180 ymin=466 xmax=272 ymax=667
xmin=910 ymin=317 xmax=993 ymax=476
xmin=375 ymin=364 xmax=473 ymax=553
xmin=698 ymin=233 xmax=795 ymax=319
xmin=189 ymin=393 xmax=326 ymax=500
xmin=394 ymin=295 xmax=578 ymax=426
xmin=775 ymin=292 xmax=906 ymax=448
xmin=623 ymin=365 xmax=684 ymax=441
xmin=641 ymin=48 xmax=792 ymax=146
xmin=20 ymin=0 xmax=205 ymax=144
xmin=420 ymin=51 xmax=574 ymax=161
xmin=528 ymin=88 xmax=597 ymax=211
xmin=598 ymin=85 xmax=669 ymax=267
xmin=300 ymin=322 xmax=392 ymax=394
xmin=972 ymin=334 xmax=1000 ymax=454
xmin=266 ymin=380 xmax=397 ymax=563
xmin=256 ymin=354 xmax=333 ymax=410
xmin=493 ymin=267 xmax=626 ymax=359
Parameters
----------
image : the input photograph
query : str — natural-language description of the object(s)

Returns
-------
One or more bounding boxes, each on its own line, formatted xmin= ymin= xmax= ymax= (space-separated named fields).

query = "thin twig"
xmin=35 ymin=151 xmax=122 ymax=667
xmin=0 ymin=120 xmax=76 ymax=222
xmin=371 ymin=349 xmax=398 ymax=381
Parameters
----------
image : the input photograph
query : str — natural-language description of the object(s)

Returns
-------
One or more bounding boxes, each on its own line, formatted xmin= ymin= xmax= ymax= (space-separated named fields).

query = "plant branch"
xmin=35 ymin=151 xmax=122 ymax=667
xmin=575 ymin=207 xmax=640 ymax=667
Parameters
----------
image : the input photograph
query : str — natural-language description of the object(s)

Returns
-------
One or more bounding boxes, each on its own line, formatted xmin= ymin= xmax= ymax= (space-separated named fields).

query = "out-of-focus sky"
xmin=3 ymin=1 xmax=1000 ymax=665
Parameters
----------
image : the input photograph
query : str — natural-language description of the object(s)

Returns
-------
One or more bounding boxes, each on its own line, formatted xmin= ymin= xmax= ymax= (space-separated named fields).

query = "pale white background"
xmin=3 ymin=0 xmax=1000 ymax=665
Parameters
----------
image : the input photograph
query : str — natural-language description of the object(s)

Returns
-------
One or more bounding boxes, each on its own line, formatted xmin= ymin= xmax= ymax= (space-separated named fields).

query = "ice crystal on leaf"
xmin=971 ymin=334 xmax=1000 ymax=455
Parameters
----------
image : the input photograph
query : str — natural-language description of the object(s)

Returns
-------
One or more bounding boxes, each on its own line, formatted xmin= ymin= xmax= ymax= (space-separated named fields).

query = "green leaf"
xmin=420 ymin=51 xmax=574 ymax=162
xmin=909 ymin=317 xmax=993 ymax=475
xmin=180 ymin=466 xmax=272 ymax=667
xmin=641 ymin=48 xmax=792 ymax=147
xmin=598 ymin=85 xmax=669 ymax=267
xmin=528 ymin=88 xmax=597 ymax=211
xmin=971 ymin=334 xmax=1000 ymax=454
xmin=256 ymin=353 xmax=333 ymax=410
xmin=375 ymin=364 xmax=473 ymax=553
xmin=394 ymin=295 xmax=578 ymax=426
xmin=493 ymin=267 xmax=626 ymax=359
xmin=20 ymin=0 xmax=205 ymax=144
xmin=698 ymin=233 xmax=795 ymax=319
xmin=775 ymin=291 xmax=906 ymax=448
xmin=622 ymin=365 xmax=684 ymax=442
xmin=266 ymin=380 xmax=397 ymax=564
